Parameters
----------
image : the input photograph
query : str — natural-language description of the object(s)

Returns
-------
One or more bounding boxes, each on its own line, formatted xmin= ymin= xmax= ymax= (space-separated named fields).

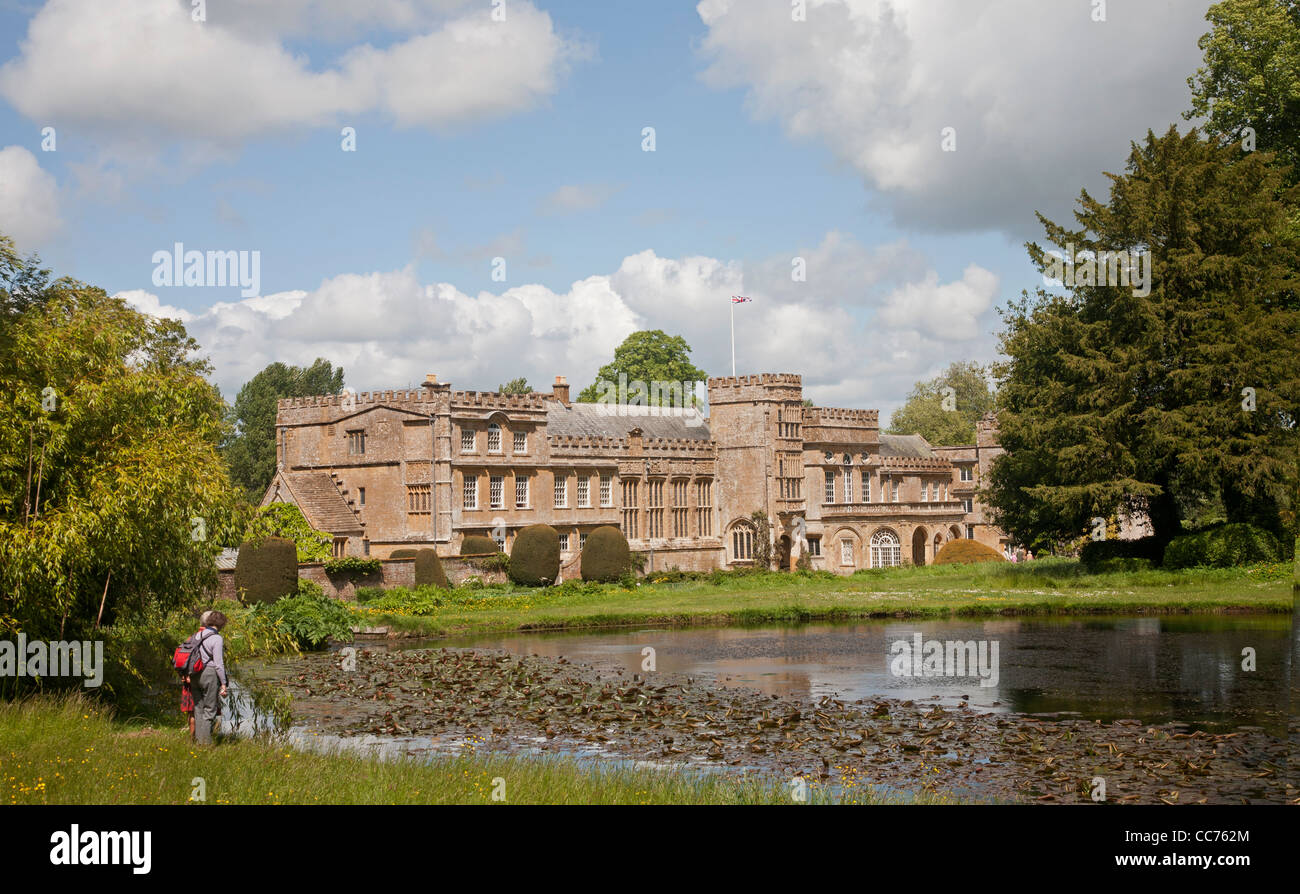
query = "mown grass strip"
xmin=0 ymin=695 xmax=955 ymax=805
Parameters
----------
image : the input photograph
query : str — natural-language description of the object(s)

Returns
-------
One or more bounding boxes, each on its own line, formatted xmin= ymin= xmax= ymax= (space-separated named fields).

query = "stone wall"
xmin=299 ymin=560 xmax=413 ymax=601
xmin=213 ymin=556 xmax=509 ymax=604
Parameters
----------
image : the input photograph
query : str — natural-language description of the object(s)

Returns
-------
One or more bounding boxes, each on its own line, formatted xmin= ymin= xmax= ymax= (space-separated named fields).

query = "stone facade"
xmin=932 ymin=414 xmax=1010 ymax=556
xmin=263 ymin=373 xmax=1008 ymax=574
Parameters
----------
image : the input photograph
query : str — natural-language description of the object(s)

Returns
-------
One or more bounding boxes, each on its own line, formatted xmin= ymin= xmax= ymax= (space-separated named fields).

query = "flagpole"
xmin=730 ymin=299 xmax=736 ymax=376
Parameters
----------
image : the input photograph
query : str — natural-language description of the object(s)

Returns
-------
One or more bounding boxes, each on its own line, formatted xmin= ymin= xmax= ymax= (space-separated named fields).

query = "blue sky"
xmin=0 ymin=0 xmax=1213 ymax=418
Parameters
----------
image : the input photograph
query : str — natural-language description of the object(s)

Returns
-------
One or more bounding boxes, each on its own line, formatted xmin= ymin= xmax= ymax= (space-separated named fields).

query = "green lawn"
xmin=0 ymin=696 xmax=948 ymax=805
xmin=353 ymin=558 xmax=1294 ymax=638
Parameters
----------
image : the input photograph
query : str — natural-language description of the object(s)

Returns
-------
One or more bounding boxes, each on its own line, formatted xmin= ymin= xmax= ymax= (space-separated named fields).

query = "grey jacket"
xmin=194 ymin=627 xmax=228 ymax=688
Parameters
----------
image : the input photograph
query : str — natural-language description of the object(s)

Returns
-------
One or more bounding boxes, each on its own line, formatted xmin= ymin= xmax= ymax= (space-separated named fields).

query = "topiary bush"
xmin=508 ymin=524 xmax=560 ymax=586
xmin=234 ymin=536 xmax=299 ymax=604
xmin=460 ymin=535 xmax=500 ymax=555
xmin=1079 ymin=536 xmax=1163 ymax=570
xmin=580 ymin=525 xmax=633 ymax=582
xmin=933 ymin=539 xmax=1007 ymax=565
xmin=413 ymin=549 xmax=450 ymax=588
xmin=1162 ymin=524 xmax=1282 ymax=569
xmin=389 ymin=548 xmax=418 ymax=559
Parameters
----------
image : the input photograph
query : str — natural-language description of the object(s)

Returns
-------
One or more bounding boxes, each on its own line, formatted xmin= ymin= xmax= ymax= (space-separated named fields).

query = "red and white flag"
xmin=731 ymin=295 xmax=752 ymax=304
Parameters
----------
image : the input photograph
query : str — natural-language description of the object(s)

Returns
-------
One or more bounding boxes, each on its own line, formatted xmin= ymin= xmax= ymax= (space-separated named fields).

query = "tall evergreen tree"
xmin=987 ymin=127 xmax=1299 ymax=550
xmin=223 ymin=359 xmax=344 ymax=499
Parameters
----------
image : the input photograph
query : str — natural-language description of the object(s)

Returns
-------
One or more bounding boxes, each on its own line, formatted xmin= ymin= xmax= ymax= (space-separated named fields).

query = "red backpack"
xmin=173 ymin=629 xmax=214 ymax=677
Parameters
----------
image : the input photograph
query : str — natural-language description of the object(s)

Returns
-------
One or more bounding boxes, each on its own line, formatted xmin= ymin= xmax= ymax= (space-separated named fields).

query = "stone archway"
xmin=912 ymin=527 xmax=928 ymax=566
xmin=933 ymin=532 xmax=943 ymax=559
xmin=777 ymin=534 xmax=792 ymax=571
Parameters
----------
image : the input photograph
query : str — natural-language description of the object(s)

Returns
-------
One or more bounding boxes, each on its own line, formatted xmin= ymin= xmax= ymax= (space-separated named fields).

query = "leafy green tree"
xmin=576 ymin=330 xmax=708 ymax=408
xmin=987 ymin=128 xmax=1299 ymax=551
xmin=0 ymin=247 xmax=243 ymax=640
xmin=243 ymin=501 xmax=333 ymax=562
xmin=1186 ymin=0 xmax=1300 ymax=182
xmin=224 ymin=359 xmax=344 ymax=499
xmin=497 ymin=377 xmax=532 ymax=395
xmin=886 ymin=361 xmax=996 ymax=446
xmin=0 ymin=236 xmax=51 ymax=320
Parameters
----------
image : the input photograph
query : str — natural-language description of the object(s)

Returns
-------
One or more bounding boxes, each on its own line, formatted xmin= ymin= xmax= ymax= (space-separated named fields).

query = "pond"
xmin=231 ymin=611 xmax=1295 ymax=803
xmin=432 ymin=614 xmax=1292 ymax=734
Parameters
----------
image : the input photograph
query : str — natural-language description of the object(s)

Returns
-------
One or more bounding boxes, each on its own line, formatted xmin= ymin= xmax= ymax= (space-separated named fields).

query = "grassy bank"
xmin=353 ymin=558 xmax=1293 ymax=638
xmin=0 ymin=696 xmax=948 ymax=805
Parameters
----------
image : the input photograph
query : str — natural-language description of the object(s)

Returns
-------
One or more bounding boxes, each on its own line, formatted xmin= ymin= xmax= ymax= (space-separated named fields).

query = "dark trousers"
xmin=193 ymin=666 xmax=223 ymax=744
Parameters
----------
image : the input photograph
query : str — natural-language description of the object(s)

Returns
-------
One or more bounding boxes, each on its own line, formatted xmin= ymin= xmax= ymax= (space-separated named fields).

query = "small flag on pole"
xmin=729 ymin=297 xmax=751 ymax=374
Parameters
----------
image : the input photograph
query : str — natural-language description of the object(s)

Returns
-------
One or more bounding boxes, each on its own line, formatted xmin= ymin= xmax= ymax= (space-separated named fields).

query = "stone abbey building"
xmin=263 ymin=373 xmax=1008 ymax=574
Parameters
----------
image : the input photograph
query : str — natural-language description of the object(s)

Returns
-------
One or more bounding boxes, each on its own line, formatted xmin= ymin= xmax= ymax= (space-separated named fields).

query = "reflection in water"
xmin=431 ymin=614 xmax=1290 ymax=733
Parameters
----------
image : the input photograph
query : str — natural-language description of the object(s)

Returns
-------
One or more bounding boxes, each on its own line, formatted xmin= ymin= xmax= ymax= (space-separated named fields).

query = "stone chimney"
xmin=423 ymin=373 xmax=438 ymax=387
xmin=553 ymin=375 xmax=570 ymax=405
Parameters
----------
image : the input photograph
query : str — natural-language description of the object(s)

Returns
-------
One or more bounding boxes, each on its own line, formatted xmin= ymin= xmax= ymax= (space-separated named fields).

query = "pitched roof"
xmin=879 ymin=433 xmax=935 ymax=459
xmin=546 ymin=401 xmax=711 ymax=441
xmin=274 ymin=471 xmax=364 ymax=535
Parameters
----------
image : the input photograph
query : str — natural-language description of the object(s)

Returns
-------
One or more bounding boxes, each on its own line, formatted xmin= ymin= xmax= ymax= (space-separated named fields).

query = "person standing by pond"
xmin=192 ymin=610 xmax=230 ymax=746
xmin=179 ymin=611 xmax=212 ymax=740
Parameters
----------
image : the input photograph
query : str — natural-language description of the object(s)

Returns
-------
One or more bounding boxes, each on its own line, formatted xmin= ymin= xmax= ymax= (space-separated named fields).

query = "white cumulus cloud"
xmin=0 ymin=0 xmax=583 ymax=145
xmin=0 ymin=146 xmax=62 ymax=251
xmin=697 ymin=0 xmax=1212 ymax=235
xmin=120 ymin=239 xmax=1001 ymax=418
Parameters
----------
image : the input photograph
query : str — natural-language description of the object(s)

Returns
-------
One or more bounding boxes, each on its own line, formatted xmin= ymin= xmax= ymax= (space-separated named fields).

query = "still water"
xmin=429 ymin=614 xmax=1293 ymax=733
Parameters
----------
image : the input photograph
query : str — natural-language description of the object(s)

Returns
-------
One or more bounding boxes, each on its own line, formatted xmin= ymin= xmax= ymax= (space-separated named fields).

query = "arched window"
xmin=730 ymin=522 xmax=755 ymax=562
xmin=870 ymin=529 xmax=901 ymax=568
xmin=487 ymin=422 xmax=502 ymax=453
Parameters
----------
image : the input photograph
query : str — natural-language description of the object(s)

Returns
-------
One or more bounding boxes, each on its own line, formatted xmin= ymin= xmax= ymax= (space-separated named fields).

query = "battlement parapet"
xmin=451 ymin=390 xmax=549 ymax=412
xmin=804 ymin=406 xmax=879 ymax=424
xmin=547 ymin=435 xmax=627 ymax=452
xmin=707 ymin=373 xmax=802 ymax=388
xmin=641 ymin=437 xmax=716 ymax=455
xmin=880 ymin=456 xmax=954 ymax=471
xmin=278 ymin=389 xmax=436 ymax=411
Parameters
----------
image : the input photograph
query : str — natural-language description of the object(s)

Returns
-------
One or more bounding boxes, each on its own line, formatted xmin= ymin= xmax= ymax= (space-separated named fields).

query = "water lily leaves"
xmin=264 ymin=645 xmax=1289 ymax=805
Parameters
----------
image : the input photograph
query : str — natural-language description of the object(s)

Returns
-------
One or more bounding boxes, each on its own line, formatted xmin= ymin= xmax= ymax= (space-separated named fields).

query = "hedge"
xmin=233 ymin=536 xmax=299 ymax=604
xmin=1079 ymin=536 xmax=1163 ymax=570
xmin=1162 ymin=524 xmax=1282 ymax=569
xmin=323 ymin=557 xmax=381 ymax=575
xmin=508 ymin=524 xmax=560 ymax=586
xmin=580 ymin=526 xmax=633 ymax=582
